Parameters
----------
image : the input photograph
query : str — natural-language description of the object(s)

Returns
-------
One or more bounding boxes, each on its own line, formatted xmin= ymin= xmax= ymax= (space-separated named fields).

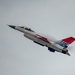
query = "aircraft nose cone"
xmin=8 ymin=25 xmax=15 ymax=29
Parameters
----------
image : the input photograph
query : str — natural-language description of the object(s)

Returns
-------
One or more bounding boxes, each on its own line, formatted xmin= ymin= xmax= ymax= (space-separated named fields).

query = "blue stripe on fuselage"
xmin=55 ymin=41 xmax=68 ymax=48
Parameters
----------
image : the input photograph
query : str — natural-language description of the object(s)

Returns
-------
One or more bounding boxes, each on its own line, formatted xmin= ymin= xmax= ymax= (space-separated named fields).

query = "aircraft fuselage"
xmin=8 ymin=25 xmax=70 ymax=56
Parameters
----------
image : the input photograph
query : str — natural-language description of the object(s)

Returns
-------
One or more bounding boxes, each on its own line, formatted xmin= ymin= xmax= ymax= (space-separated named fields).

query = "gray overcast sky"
xmin=0 ymin=0 xmax=75 ymax=75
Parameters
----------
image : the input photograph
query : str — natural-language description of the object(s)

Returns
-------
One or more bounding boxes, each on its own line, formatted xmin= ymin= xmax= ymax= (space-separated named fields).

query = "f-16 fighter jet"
xmin=8 ymin=25 xmax=75 ymax=56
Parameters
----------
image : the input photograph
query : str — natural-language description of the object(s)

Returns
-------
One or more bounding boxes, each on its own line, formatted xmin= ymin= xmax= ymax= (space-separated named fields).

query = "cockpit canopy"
xmin=20 ymin=26 xmax=35 ymax=32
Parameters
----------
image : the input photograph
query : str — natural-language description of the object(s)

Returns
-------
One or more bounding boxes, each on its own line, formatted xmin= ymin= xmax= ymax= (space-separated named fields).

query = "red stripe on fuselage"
xmin=26 ymin=32 xmax=50 ymax=44
xmin=36 ymin=34 xmax=50 ymax=43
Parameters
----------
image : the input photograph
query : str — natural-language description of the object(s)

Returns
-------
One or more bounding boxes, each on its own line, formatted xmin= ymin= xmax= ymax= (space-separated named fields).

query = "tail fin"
xmin=62 ymin=37 xmax=75 ymax=44
xmin=55 ymin=37 xmax=75 ymax=48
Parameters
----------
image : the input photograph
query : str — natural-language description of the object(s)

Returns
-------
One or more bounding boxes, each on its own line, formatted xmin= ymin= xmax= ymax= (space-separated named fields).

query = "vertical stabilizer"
xmin=62 ymin=37 xmax=75 ymax=44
